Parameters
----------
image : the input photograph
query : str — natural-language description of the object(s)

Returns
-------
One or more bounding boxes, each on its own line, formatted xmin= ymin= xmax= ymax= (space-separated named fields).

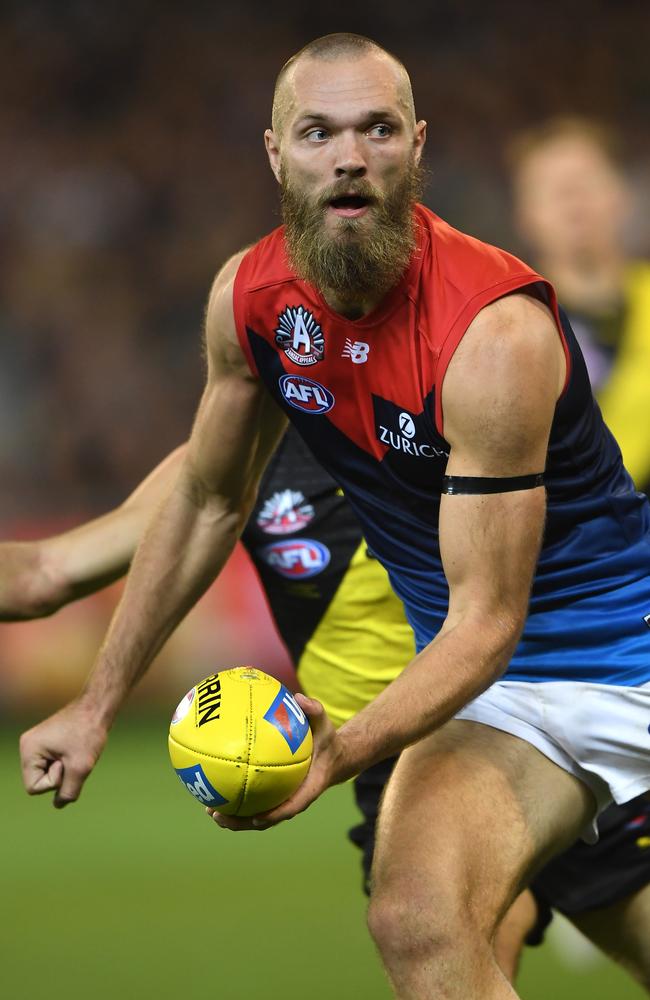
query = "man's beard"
xmin=280 ymin=159 xmax=423 ymax=303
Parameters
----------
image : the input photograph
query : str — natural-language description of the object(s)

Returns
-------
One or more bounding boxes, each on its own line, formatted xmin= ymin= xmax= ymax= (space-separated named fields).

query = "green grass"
xmin=1 ymin=720 xmax=645 ymax=999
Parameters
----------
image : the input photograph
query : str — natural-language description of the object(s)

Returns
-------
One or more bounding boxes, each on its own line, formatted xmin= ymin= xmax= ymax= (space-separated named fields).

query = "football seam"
xmin=168 ymin=734 xmax=308 ymax=767
xmin=247 ymin=759 xmax=310 ymax=768
xmin=236 ymin=681 xmax=256 ymax=812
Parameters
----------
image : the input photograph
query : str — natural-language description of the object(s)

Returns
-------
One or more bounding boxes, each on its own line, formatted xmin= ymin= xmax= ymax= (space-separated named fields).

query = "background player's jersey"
xmin=569 ymin=261 xmax=650 ymax=494
xmin=242 ymin=427 xmax=415 ymax=727
xmin=234 ymin=204 xmax=650 ymax=686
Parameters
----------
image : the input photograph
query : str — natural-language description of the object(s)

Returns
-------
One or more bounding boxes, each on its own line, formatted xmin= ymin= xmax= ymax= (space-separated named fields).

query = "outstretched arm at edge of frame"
xmin=0 ymin=446 xmax=187 ymax=621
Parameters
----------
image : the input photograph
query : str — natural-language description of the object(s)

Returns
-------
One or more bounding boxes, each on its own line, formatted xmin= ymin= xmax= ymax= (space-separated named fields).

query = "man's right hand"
xmin=17 ymin=251 xmax=285 ymax=811
xmin=19 ymin=698 xmax=109 ymax=807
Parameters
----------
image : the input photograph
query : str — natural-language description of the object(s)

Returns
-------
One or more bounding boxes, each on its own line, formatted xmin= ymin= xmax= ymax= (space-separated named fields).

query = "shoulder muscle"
xmin=441 ymin=293 xmax=565 ymax=473
xmin=204 ymin=248 xmax=251 ymax=377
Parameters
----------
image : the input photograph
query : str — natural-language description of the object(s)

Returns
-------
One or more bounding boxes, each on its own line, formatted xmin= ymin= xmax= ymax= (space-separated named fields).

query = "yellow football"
xmin=168 ymin=667 xmax=313 ymax=816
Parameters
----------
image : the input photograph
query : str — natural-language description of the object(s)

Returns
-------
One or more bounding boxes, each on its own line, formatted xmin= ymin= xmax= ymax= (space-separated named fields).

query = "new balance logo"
xmin=342 ymin=339 xmax=370 ymax=364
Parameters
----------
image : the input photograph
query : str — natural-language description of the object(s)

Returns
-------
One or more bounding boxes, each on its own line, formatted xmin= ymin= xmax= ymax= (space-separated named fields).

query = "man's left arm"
xmin=221 ymin=293 xmax=566 ymax=830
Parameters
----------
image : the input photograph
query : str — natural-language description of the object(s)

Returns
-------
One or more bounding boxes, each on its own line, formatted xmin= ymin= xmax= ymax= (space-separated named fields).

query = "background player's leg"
xmin=493 ymin=889 xmax=539 ymax=982
xmin=570 ymin=885 xmax=650 ymax=993
xmin=367 ymin=720 xmax=595 ymax=1000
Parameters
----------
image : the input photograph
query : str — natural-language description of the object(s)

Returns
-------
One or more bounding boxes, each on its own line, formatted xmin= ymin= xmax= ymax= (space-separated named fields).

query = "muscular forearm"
xmin=43 ymin=445 xmax=187 ymax=608
xmin=0 ymin=542 xmax=58 ymax=620
xmin=80 ymin=481 xmax=246 ymax=726
xmin=18 ymin=261 xmax=286 ymax=810
xmin=0 ymin=446 xmax=185 ymax=621
xmin=0 ymin=506 xmax=161 ymax=621
xmin=333 ymin=610 xmax=522 ymax=780
xmin=0 ymin=516 xmax=150 ymax=623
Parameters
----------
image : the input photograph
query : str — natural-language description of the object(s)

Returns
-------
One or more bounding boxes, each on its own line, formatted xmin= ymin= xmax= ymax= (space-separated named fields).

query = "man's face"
xmin=266 ymin=52 xmax=426 ymax=301
xmin=513 ymin=136 xmax=629 ymax=263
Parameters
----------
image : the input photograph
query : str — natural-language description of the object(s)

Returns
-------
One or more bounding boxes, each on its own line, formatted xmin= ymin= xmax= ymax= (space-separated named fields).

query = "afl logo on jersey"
xmin=275 ymin=305 xmax=324 ymax=366
xmin=258 ymin=539 xmax=331 ymax=579
xmin=279 ymin=374 xmax=335 ymax=414
xmin=256 ymin=490 xmax=315 ymax=535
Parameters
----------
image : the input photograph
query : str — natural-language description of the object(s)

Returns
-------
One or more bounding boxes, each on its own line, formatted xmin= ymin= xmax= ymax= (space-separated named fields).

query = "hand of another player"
xmin=207 ymin=694 xmax=342 ymax=831
xmin=20 ymin=697 xmax=110 ymax=808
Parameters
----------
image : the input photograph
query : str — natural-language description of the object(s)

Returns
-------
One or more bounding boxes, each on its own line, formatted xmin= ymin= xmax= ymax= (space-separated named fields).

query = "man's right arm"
xmin=19 ymin=251 xmax=287 ymax=806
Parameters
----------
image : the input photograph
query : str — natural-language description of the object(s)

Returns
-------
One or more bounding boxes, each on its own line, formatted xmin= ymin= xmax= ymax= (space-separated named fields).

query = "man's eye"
xmin=306 ymin=128 xmax=329 ymax=142
xmin=367 ymin=124 xmax=392 ymax=138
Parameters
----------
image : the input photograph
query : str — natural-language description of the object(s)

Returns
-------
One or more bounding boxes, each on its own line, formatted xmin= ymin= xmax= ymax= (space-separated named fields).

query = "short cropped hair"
xmin=506 ymin=115 xmax=624 ymax=173
xmin=272 ymin=32 xmax=416 ymax=136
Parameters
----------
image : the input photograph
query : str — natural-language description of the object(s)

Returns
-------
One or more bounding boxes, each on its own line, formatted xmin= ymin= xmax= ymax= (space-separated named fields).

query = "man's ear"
xmin=414 ymin=120 xmax=427 ymax=166
xmin=265 ymin=129 xmax=282 ymax=183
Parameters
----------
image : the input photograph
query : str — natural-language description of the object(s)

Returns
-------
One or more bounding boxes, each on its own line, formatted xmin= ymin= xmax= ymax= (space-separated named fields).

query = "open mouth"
xmin=328 ymin=195 xmax=372 ymax=216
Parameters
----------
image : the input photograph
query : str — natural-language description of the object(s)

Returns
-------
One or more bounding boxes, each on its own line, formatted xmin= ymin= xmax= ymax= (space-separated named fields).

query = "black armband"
xmin=442 ymin=473 xmax=545 ymax=495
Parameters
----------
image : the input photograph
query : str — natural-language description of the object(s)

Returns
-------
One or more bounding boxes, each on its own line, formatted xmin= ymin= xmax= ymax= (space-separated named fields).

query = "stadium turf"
xmin=1 ymin=718 xmax=645 ymax=999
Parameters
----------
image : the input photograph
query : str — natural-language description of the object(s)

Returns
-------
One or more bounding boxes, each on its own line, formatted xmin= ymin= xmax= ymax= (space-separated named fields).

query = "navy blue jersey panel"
xmin=247 ymin=315 xmax=650 ymax=685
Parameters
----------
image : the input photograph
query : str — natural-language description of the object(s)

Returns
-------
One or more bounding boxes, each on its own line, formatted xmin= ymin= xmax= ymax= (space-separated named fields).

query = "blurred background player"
xmin=509 ymin=117 xmax=650 ymax=494
xmin=2 ymin=425 xmax=650 ymax=992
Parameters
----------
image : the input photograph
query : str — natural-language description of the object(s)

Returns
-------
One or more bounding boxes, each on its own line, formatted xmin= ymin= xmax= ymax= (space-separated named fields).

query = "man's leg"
xmin=367 ymin=720 xmax=596 ymax=1000
xmin=351 ymin=761 xmax=543 ymax=985
xmin=570 ymin=885 xmax=650 ymax=993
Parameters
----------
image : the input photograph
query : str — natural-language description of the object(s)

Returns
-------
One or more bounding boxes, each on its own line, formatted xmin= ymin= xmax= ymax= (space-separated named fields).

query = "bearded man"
xmin=20 ymin=34 xmax=650 ymax=1000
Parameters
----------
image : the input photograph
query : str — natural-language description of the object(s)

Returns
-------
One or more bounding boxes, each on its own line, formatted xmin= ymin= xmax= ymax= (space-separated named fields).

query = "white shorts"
xmin=455 ymin=680 xmax=650 ymax=842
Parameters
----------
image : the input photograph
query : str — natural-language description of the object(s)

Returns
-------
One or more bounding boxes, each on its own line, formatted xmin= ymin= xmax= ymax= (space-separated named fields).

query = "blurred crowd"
xmin=1 ymin=1 xmax=649 ymax=522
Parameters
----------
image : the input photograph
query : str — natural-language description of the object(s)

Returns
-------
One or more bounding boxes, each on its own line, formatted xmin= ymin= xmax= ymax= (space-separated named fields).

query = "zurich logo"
xmin=279 ymin=374 xmax=335 ymax=414
xmin=399 ymin=412 xmax=416 ymax=438
xmin=258 ymin=538 xmax=331 ymax=578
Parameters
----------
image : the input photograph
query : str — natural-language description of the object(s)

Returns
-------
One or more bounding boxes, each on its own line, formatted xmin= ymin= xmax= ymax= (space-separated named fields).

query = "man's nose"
xmin=334 ymin=133 xmax=367 ymax=178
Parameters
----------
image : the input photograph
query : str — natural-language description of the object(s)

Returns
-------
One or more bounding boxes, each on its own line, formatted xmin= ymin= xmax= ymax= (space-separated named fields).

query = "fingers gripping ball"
xmin=168 ymin=667 xmax=312 ymax=816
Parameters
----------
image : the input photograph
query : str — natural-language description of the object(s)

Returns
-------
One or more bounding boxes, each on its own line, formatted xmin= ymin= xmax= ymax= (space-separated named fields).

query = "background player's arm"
xmin=0 ymin=446 xmax=186 ymax=621
xmin=248 ymin=293 xmax=566 ymax=826
xmin=19 ymin=252 xmax=287 ymax=806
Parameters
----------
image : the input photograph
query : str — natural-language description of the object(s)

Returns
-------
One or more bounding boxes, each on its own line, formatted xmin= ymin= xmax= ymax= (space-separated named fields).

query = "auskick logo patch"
xmin=256 ymin=490 xmax=315 ymax=535
xmin=174 ymin=764 xmax=228 ymax=806
xmin=258 ymin=538 xmax=331 ymax=579
xmin=275 ymin=305 xmax=324 ymax=366
xmin=279 ymin=374 xmax=335 ymax=414
xmin=263 ymin=687 xmax=310 ymax=754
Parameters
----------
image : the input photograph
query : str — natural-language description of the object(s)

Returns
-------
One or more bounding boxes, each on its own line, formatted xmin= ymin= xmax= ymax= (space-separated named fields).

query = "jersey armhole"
xmin=434 ymin=276 xmax=571 ymax=438
xmin=232 ymin=254 xmax=260 ymax=378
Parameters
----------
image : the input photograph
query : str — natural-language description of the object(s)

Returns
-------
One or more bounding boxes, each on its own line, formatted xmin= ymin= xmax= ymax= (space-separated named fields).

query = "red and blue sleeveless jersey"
xmin=234 ymin=204 xmax=650 ymax=686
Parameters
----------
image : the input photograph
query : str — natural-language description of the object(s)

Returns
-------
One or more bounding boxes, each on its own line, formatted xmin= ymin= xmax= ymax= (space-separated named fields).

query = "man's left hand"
xmin=206 ymin=694 xmax=343 ymax=831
